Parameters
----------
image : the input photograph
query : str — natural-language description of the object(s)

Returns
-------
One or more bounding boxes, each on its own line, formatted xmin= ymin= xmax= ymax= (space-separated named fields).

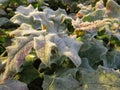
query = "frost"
xmin=1 ymin=36 xmax=34 ymax=82
xmin=34 ymin=34 xmax=56 ymax=66
xmin=79 ymin=66 xmax=120 ymax=90
xmin=43 ymin=73 xmax=80 ymax=90
xmin=1 ymin=5 xmax=82 ymax=82
xmin=0 ymin=80 xmax=28 ymax=90
xmin=106 ymin=0 xmax=120 ymax=18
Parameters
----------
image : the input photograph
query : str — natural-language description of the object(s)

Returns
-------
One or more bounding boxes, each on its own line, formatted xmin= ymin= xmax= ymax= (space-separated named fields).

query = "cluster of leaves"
xmin=0 ymin=0 xmax=120 ymax=90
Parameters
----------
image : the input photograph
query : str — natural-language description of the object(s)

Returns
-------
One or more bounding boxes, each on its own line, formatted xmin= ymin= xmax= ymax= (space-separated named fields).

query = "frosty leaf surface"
xmin=106 ymin=0 xmax=120 ymax=18
xmin=82 ymin=10 xmax=105 ymax=22
xmin=79 ymin=39 xmax=108 ymax=67
xmin=104 ymin=50 xmax=120 ymax=69
xmin=9 ymin=23 xmax=44 ymax=37
xmin=15 ymin=5 xmax=35 ymax=15
xmin=0 ymin=80 xmax=28 ymax=90
xmin=0 ymin=17 xmax=10 ymax=26
xmin=10 ymin=14 xmax=41 ymax=29
xmin=51 ymin=33 xmax=82 ymax=67
xmin=79 ymin=66 xmax=120 ymax=90
xmin=43 ymin=75 xmax=80 ymax=90
xmin=34 ymin=34 xmax=56 ymax=66
xmin=1 ymin=36 xmax=34 ymax=82
xmin=34 ymin=32 xmax=82 ymax=67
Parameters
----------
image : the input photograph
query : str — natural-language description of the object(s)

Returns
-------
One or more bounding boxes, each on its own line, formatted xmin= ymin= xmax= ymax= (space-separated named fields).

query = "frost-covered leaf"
xmin=104 ymin=50 xmax=120 ymax=69
xmin=0 ymin=17 xmax=10 ymax=26
xmin=10 ymin=5 xmax=42 ymax=29
xmin=4 ymin=6 xmax=82 ymax=83
xmin=0 ymin=80 xmax=28 ymax=90
xmin=1 ymin=36 xmax=34 ymax=82
xmin=80 ymin=58 xmax=94 ymax=71
xmin=0 ymin=9 xmax=7 ymax=15
xmin=9 ymin=23 xmax=44 ymax=37
xmin=95 ymin=0 xmax=105 ymax=10
xmin=82 ymin=10 xmax=105 ymax=22
xmin=0 ymin=0 xmax=8 ymax=4
xmin=34 ymin=33 xmax=82 ymax=67
xmin=36 ymin=7 xmax=72 ymax=33
xmin=43 ymin=74 xmax=81 ymax=90
xmin=76 ymin=4 xmax=93 ymax=18
xmin=11 ymin=5 xmax=72 ymax=31
xmin=79 ymin=66 xmax=120 ymax=90
xmin=15 ymin=5 xmax=35 ymax=15
xmin=10 ymin=14 xmax=41 ymax=29
xmin=34 ymin=34 xmax=56 ymax=66
xmin=51 ymin=33 xmax=82 ymax=67
xmin=106 ymin=0 xmax=120 ymax=18
xmin=73 ymin=19 xmax=110 ymax=32
xmin=79 ymin=39 xmax=108 ymax=68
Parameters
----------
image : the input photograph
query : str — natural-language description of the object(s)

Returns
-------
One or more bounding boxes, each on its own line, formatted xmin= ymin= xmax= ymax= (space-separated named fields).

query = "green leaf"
xmin=18 ymin=62 xmax=39 ymax=84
